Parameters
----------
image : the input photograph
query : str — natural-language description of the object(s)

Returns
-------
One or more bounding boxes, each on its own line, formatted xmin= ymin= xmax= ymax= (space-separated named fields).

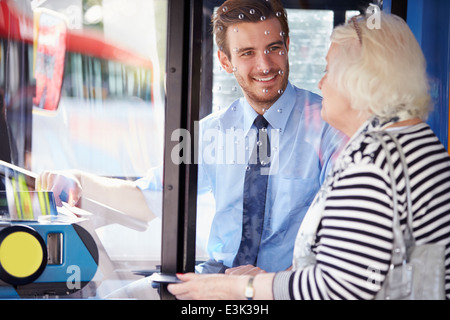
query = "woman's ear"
xmin=218 ymin=50 xmax=234 ymax=74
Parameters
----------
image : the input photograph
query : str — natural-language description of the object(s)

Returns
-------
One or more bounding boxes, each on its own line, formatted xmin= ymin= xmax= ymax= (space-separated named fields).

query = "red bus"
xmin=0 ymin=0 xmax=164 ymax=178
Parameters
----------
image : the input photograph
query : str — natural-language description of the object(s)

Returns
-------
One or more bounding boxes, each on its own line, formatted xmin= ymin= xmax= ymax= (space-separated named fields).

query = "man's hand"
xmin=36 ymin=170 xmax=82 ymax=207
xmin=225 ymin=264 xmax=267 ymax=276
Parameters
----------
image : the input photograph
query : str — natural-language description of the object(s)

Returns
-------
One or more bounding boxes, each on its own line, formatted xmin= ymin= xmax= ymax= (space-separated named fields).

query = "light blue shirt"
xmin=137 ymin=82 xmax=346 ymax=272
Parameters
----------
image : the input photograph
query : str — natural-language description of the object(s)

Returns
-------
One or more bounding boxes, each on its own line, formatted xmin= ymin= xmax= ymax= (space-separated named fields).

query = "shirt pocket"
xmin=267 ymin=176 xmax=319 ymax=234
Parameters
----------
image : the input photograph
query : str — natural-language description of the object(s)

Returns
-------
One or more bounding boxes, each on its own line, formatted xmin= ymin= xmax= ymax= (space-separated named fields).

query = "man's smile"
xmin=253 ymin=75 xmax=276 ymax=82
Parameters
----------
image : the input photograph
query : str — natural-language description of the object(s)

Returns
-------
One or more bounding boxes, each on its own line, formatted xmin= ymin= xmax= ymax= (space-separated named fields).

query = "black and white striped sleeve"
xmin=273 ymin=163 xmax=396 ymax=300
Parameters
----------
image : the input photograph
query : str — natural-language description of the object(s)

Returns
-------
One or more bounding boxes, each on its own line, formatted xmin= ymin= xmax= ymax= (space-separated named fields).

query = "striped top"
xmin=273 ymin=120 xmax=450 ymax=300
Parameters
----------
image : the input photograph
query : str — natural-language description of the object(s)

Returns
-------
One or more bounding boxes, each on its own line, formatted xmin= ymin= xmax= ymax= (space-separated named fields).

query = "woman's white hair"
xmin=329 ymin=11 xmax=431 ymax=121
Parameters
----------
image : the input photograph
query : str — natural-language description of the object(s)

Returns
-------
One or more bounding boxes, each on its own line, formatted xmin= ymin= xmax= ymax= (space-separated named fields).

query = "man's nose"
xmin=256 ymin=51 xmax=273 ymax=72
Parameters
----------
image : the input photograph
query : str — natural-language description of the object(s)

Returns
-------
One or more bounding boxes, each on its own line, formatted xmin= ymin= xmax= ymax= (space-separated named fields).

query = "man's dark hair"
xmin=212 ymin=0 xmax=289 ymax=58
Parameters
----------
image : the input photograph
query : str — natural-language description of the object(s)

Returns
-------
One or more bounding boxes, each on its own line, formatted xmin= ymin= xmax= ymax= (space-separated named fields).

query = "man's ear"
xmin=218 ymin=50 xmax=234 ymax=74
xmin=285 ymin=36 xmax=290 ymax=53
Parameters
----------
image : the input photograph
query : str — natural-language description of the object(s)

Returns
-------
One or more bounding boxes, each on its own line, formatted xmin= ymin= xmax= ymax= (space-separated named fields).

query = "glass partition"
xmin=0 ymin=0 xmax=167 ymax=299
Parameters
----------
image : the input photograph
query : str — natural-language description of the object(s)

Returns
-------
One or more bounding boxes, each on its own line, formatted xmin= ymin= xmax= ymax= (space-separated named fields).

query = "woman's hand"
xmin=168 ymin=272 xmax=276 ymax=300
xmin=167 ymin=273 xmax=248 ymax=300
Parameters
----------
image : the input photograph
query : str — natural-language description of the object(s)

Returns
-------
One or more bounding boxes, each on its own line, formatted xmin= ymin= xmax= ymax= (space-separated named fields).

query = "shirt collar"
xmin=242 ymin=81 xmax=296 ymax=135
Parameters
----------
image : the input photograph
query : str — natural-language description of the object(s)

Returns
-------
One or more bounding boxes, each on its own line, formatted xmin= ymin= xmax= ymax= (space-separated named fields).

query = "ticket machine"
xmin=0 ymin=162 xmax=98 ymax=298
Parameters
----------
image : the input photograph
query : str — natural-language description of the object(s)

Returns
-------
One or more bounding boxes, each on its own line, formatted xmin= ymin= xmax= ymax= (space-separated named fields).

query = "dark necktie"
xmin=233 ymin=115 xmax=270 ymax=267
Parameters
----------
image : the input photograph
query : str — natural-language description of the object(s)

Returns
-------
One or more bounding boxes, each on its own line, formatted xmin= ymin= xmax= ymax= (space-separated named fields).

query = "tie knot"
xmin=254 ymin=115 xmax=269 ymax=130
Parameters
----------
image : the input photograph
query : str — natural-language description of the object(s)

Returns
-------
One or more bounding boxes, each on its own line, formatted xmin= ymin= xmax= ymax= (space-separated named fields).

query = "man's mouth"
xmin=253 ymin=75 xmax=276 ymax=82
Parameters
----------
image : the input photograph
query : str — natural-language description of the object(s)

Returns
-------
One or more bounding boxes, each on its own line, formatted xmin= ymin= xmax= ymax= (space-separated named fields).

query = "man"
xmin=194 ymin=0 xmax=345 ymax=273
xmin=37 ymin=0 xmax=346 ymax=274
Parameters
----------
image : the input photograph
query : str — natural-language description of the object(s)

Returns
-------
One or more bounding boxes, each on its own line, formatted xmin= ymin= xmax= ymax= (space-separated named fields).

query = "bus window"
xmin=0 ymin=0 xmax=167 ymax=299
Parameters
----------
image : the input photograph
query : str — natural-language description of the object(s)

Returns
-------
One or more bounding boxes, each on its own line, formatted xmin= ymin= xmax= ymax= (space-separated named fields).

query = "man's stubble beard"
xmin=235 ymin=60 xmax=290 ymax=110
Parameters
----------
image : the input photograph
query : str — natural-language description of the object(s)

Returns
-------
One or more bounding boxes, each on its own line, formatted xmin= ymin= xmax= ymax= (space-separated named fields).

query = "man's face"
xmin=218 ymin=18 xmax=289 ymax=114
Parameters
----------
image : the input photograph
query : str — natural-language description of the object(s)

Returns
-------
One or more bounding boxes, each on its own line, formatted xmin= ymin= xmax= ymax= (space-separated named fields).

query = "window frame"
xmin=160 ymin=0 xmax=202 ymax=299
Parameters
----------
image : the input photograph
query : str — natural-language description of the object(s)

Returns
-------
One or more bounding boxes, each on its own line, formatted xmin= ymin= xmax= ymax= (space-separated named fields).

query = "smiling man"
xmin=195 ymin=0 xmax=347 ymax=273
xmin=217 ymin=14 xmax=289 ymax=114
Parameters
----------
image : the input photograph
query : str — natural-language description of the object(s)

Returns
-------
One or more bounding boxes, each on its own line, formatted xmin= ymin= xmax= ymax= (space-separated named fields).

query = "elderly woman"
xmin=168 ymin=12 xmax=450 ymax=300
